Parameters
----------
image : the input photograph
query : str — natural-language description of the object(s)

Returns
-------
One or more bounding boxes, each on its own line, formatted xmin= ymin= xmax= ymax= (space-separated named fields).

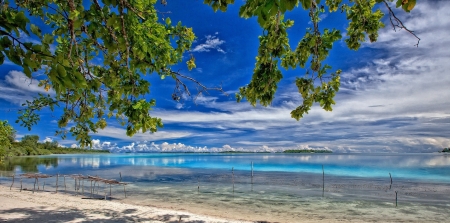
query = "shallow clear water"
xmin=1 ymin=153 xmax=450 ymax=222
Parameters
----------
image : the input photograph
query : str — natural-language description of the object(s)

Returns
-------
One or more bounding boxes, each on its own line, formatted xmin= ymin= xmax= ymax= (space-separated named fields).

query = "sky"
xmin=1 ymin=1 xmax=449 ymax=153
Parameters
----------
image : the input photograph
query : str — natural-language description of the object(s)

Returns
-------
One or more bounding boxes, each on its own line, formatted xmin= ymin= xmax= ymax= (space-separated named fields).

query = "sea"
xmin=1 ymin=153 xmax=450 ymax=222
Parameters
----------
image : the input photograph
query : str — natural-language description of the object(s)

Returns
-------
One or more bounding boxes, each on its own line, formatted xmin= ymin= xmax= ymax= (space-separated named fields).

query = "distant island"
xmin=441 ymin=148 xmax=450 ymax=153
xmin=283 ymin=149 xmax=332 ymax=153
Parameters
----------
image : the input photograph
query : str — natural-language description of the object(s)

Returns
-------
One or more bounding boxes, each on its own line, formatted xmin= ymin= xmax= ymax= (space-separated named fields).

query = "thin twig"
xmin=382 ymin=0 xmax=420 ymax=47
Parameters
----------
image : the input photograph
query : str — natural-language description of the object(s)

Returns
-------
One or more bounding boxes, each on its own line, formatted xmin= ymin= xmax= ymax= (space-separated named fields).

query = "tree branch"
xmin=383 ymin=0 xmax=420 ymax=47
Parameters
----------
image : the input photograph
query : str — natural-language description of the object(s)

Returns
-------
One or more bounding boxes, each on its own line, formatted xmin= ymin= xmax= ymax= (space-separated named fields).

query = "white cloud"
xmin=86 ymin=139 xmax=330 ymax=153
xmin=43 ymin=137 xmax=53 ymax=143
xmin=93 ymin=126 xmax=192 ymax=141
xmin=192 ymin=35 xmax=226 ymax=53
xmin=0 ymin=70 xmax=54 ymax=104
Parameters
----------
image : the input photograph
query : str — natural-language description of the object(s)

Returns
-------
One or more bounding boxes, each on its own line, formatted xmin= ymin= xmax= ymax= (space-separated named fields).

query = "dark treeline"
xmin=1 ymin=135 xmax=109 ymax=159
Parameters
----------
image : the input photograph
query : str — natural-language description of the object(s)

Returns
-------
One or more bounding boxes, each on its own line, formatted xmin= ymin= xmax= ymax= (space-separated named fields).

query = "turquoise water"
xmin=6 ymin=153 xmax=449 ymax=182
xmin=1 ymin=153 xmax=450 ymax=222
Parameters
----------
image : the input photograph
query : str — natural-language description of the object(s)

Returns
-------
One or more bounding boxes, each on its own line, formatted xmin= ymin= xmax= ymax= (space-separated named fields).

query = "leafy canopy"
xmin=0 ymin=0 xmax=416 ymax=147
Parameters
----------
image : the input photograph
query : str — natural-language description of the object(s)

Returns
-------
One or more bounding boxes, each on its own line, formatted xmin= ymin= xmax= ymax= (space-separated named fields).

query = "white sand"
xmin=0 ymin=185 xmax=251 ymax=223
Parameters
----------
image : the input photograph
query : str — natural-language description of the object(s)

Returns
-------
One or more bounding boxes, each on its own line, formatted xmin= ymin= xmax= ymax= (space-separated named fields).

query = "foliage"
xmin=226 ymin=0 xmax=416 ymax=120
xmin=283 ymin=149 xmax=332 ymax=153
xmin=442 ymin=148 xmax=450 ymax=153
xmin=1 ymin=0 xmax=196 ymax=147
xmin=0 ymin=0 xmax=417 ymax=146
xmin=0 ymin=120 xmax=16 ymax=159
xmin=0 ymin=121 xmax=109 ymax=159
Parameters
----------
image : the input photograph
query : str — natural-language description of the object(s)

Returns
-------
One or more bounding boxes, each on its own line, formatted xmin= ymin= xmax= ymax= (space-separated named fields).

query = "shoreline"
xmin=0 ymin=185 xmax=251 ymax=223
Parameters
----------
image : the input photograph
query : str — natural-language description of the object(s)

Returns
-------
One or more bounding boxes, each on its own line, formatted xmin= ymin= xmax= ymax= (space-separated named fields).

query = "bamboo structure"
xmin=8 ymin=172 xmax=128 ymax=200
xmin=19 ymin=173 xmax=52 ymax=193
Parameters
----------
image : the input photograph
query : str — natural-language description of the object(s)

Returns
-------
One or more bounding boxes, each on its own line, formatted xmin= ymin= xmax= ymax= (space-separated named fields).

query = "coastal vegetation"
xmin=283 ymin=149 xmax=332 ymax=153
xmin=0 ymin=0 xmax=418 ymax=147
xmin=0 ymin=120 xmax=109 ymax=161
xmin=442 ymin=148 xmax=450 ymax=153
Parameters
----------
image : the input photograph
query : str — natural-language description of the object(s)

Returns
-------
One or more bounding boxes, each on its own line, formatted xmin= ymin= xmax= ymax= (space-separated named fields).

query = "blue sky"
xmin=1 ymin=1 xmax=449 ymax=153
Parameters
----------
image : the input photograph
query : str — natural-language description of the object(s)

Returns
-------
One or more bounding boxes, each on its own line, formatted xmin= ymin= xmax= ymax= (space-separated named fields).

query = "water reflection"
xmin=0 ymin=156 xmax=58 ymax=173
xmin=2 ymin=153 xmax=450 ymax=182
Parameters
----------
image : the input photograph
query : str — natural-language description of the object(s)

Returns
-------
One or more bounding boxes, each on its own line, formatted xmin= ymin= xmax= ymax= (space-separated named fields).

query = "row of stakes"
xmin=8 ymin=172 xmax=127 ymax=200
xmin=6 ymin=163 xmax=400 ymax=207
xmin=220 ymin=163 xmax=399 ymax=207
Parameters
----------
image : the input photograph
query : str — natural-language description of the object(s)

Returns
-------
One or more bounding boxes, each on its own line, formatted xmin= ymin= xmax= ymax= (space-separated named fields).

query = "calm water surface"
xmin=1 ymin=153 xmax=450 ymax=222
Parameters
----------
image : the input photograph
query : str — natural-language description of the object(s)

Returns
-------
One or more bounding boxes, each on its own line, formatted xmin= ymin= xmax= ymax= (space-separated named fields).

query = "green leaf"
xmin=30 ymin=24 xmax=41 ymax=37
xmin=165 ymin=17 xmax=171 ymax=25
xmin=56 ymin=64 xmax=66 ymax=78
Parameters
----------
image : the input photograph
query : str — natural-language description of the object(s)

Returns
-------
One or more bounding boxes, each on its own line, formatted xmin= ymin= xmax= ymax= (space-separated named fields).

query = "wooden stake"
xmin=10 ymin=174 xmax=15 ymax=190
xmin=251 ymin=162 xmax=254 ymax=185
xmin=389 ymin=173 xmax=393 ymax=190
xmin=109 ymin=184 xmax=112 ymax=200
xmin=119 ymin=172 xmax=122 ymax=182
xmin=33 ymin=178 xmax=36 ymax=193
xmin=43 ymin=180 xmax=45 ymax=191
xmin=20 ymin=178 xmax=22 ymax=192
xmin=55 ymin=174 xmax=58 ymax=193
xmin=64 ymin=176 xmax=66 ymax=192
xmin=123 ymin=184 xmax=126 ymax=198
xmin=395 ymin=191 xmax=398 ymax=207
xmin=232 ymin=167 xmax=235 ymax=193
xmin=322 ymin=165 xmax=325 ymax=197
xmin=37 ymin=178 xmax=39 ymax=191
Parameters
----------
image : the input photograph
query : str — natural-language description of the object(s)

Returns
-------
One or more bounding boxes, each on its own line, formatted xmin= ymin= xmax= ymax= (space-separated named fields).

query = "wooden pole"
xmin=43 ymin=180 xmax=45 ymax=191
xmin=33 ymin=178 xmax=36 ymax=193
xmin=322 ymin=165 xmax=325 ymax=197
xmin=20 ymin=178 xmax=22 ymax=192
xmin=389 ymin=173 xmax=393 ymax=190
xmin=232 ymin=167 xmax=235 ymax=193
xmin=55 ymin=174 xmax=58 ymax=193
xmin=395 ymin=191 xmax=398 ymax=207
xmin=10 ymin=174 xmax=15 ymax=190
xmin=251 ymin=162 xmax=254 ymax=185
xmin=82 ymin=179 xmax=84 ymax=195
xmin=37 ymin=178 xmax=39 ymax=191
xmin=123 ymin=184 xmax=126 ymax=198
xmin=90 ymin=180 xmax=93 ymax=198
xmin=64 ymin=176 xmax=66 ymax=192
xmin=109 ymin=184 xmax=112 ymax=200
xmin=119 ymin=172 xmax=122 ymax=181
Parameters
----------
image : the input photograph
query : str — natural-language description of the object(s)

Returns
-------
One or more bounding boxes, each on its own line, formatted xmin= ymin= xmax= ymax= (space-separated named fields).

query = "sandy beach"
xmin=0 ymin=185 xmax=252 ymax=223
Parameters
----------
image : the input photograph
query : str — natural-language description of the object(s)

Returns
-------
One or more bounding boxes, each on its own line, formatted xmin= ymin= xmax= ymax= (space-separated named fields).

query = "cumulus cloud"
xmin=144 ymin=1 xmax=450 ymax=153
xmin=93 ymin=126 xmax=192 ymax=141
xmin=86 ymin=139 xmax=330 ymax=153
xmin=0 ymin=70 xmax=54 ymax=104
xmin=192 ymin=35 xmax=226 ymax=53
